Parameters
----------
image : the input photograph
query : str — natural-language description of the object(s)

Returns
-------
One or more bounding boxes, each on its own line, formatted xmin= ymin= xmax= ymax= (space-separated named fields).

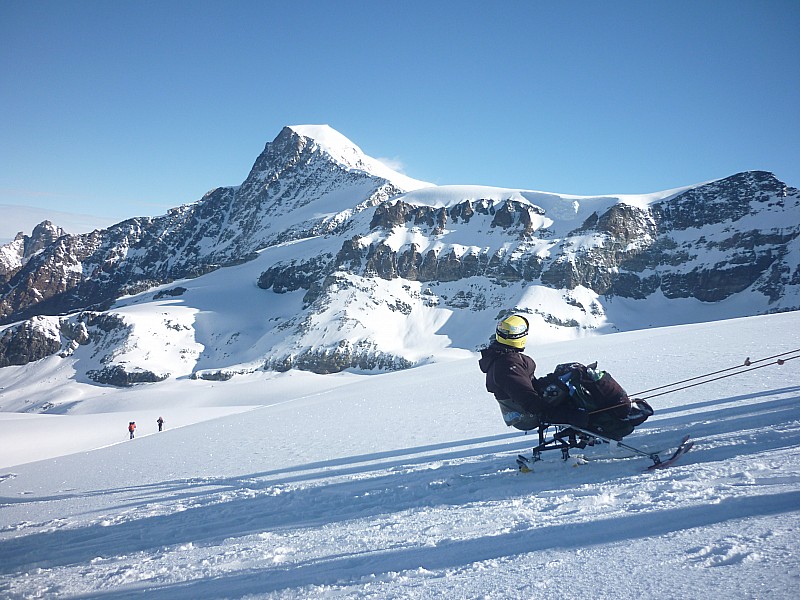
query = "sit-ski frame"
xmin=518 ymin=423 xmax=664 ymax=470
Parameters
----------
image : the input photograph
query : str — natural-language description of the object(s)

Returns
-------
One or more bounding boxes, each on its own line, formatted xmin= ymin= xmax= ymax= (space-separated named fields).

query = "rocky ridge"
xmin=1 ymin=126 xmax=798 ymax=389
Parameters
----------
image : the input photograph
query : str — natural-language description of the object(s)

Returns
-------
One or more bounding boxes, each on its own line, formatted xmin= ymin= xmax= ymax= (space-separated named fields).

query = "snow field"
xmin=0 ymin=311 xmax=798 ymax=598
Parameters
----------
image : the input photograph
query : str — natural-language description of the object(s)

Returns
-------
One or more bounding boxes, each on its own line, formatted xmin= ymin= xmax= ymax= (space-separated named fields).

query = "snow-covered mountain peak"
xmin=239 ymin=125 xmax=431 ymax=198
xmin=287 ymin=124 xmax=363 ymax=163
xmin=286 ymin=124 xmax=432 ymax=192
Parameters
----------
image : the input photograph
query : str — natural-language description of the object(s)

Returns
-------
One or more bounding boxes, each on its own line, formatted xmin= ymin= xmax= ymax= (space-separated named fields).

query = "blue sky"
xmin=2 ymin=0 xmax=799 ymax=229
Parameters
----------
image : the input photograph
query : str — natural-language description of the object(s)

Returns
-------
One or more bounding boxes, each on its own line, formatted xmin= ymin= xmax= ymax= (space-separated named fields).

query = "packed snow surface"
xmin=1 ymin=311 xmax=799 ymax=598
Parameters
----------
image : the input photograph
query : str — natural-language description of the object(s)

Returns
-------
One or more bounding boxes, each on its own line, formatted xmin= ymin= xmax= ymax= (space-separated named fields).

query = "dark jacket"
xmin=479 ymin=341 xmax=588 ymax=430
xmin=479 ymin=342 xmax=546 ymax=415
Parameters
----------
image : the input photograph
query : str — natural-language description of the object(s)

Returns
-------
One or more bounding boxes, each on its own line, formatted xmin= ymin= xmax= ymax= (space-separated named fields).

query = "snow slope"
xmin=0 ymin=311 xmax=799 ymax=598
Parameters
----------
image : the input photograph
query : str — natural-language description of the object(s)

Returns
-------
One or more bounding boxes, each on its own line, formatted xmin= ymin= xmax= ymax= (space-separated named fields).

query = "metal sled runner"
xmin=516 ymin=422 xmax=693 ymax=472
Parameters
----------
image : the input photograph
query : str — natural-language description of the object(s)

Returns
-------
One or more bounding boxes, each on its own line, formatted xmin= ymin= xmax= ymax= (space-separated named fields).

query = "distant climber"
xmin=128 ymin=421 xmax=136 ymax=439
xmin=157 ymin=416 xmax=164 ymax=432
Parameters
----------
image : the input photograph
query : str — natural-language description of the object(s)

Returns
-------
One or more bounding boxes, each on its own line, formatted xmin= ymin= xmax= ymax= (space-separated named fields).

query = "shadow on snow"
xmin=0 ymin=385 xmax=798 ymax=596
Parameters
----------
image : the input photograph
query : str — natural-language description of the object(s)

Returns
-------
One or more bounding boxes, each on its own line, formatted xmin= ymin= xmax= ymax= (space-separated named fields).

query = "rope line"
xmin=586 ymin=350 xmax=799 ymax=416
xmin=637 ymin=354 xmax=799 ymax=401
xmin=630 ymin=348 xmax=800 ymax=397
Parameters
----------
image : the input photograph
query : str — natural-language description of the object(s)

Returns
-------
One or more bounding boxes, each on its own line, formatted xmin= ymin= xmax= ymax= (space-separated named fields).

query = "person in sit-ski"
xmin=478 ymin=314 xmax=588 ymax=431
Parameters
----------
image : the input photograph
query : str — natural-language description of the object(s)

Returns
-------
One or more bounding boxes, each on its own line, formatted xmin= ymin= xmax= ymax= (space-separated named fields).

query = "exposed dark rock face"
xmin=0 ymin=318 xmax=62 ymax=367
xmin=257 ymin=255 xmax=333 ymax=293
xmin=650 ymin=171 xmax=788 ymax=230
xmin=86 ymin=365 xmax=168 ymax=386
xmin=153 ymin=287 xmax=188 ymax=300
xmin=262 ymin=340 xmax=413 ymax=375
xmin=0 ymin=221 xmax=68 ymax=287
xmin=192 ymin=370 xmax=235 ymax=381
xmin=309 ymin=171 xmax=799 ymax=306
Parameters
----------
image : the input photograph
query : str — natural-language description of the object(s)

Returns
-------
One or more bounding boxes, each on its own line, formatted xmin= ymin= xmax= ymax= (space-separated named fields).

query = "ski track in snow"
xmin=0 ymin=313 xmax=799 ymax=598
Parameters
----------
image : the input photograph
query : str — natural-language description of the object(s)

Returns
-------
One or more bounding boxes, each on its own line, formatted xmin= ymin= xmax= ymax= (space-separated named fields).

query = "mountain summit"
xmin=0 ymin=126 xmax=798 ymax=397
xmin=282 ymin=125 xmax=430 ymax=191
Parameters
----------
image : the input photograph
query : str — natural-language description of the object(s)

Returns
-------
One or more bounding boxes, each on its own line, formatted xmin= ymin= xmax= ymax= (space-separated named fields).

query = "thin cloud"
xmin=375 ymin=156 xmax=408 ymax=174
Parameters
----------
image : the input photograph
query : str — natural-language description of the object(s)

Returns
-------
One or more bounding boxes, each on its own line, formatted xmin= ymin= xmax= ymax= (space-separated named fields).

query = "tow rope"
xmin=588 ymin=348 xmax=799 ymax=415
xmin=633 ymin=349 xmax=799 ymax=401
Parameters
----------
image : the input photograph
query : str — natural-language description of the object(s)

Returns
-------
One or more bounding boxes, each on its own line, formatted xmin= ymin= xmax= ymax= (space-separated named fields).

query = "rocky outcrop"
xmin=0 ymin=317 xmax=62 ymax=367
xmin=337 ymin=171 xmax=799 ymax=306
xmin=0 ymin=221 xmax=66 ymax=286
xmin=650 ymin=171 xmax=789 ymax=230
xmin=262 ymin=339 xmax=414 ymax=374
xmin=369 ymin=197 xmax=542 ymax=237
xmin=86 ymin=365 xmax=169 ymax=386
xmin=153 ymin=286 xmax=188 ymax=300
xmin=257 ymin=255 xmax=333 ymax=293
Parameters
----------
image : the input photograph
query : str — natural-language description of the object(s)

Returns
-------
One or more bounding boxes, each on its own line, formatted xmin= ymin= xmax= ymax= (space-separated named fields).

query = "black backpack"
xmin=538 ymin=362 xmax=650 ymax=440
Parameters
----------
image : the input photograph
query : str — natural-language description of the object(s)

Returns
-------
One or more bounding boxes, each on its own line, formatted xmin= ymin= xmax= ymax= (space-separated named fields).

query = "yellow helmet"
xmin=495 ymin=314 xmax=529 ymax=349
